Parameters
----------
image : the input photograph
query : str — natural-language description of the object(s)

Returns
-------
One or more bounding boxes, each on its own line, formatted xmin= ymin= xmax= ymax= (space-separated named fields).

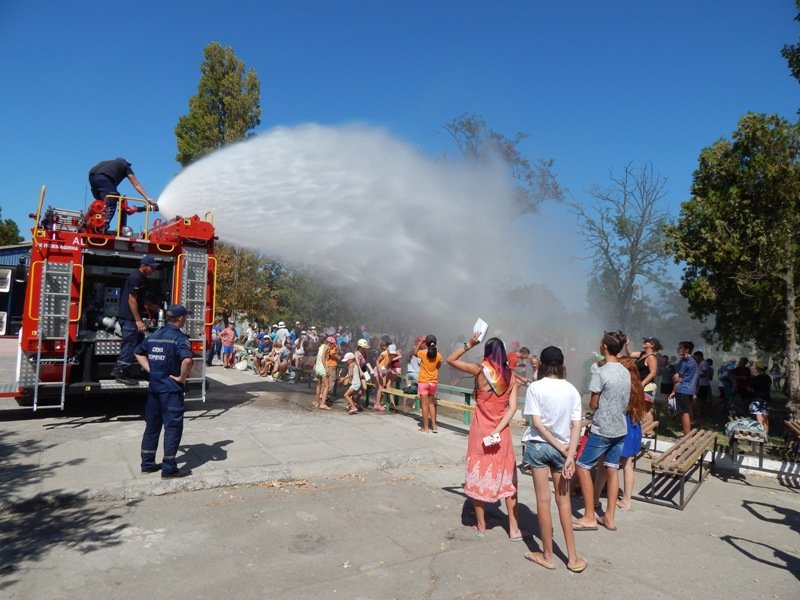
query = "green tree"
xmin=213 ymin=244 xmax=278 ymax=322
xmin=444 ymin=113 xmax=565 ymax=214
xmin=175 ymin=42 xmax=261 ymax=167
xmin=667 ymin=113 xmax=800 ymax=417
xmin=176 ymin=43 xmax=268 ymax=321
xmin=781 ymin=0 xmax=800 ymax=89
xmin=0 ymin=208 xmax=23 ymax=245
xmin=573 ymin=163 xmax=672 ymax=332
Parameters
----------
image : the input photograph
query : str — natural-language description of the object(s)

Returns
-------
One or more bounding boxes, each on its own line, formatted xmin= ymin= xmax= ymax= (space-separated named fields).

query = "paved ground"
xmin=1 ymin=364 xmax=799 ymax=599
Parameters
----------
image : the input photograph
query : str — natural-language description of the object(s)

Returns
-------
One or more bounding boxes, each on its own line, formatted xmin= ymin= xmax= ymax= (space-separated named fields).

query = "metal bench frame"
xmin=636 ymin=429 xmax=717 ymax=510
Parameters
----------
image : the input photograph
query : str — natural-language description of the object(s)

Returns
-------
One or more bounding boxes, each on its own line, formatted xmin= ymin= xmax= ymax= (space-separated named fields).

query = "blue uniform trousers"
xmin=117 ymin=318 xmax=143 ymax=372
xmin=141 ymin=390 xmax=185 ymax=473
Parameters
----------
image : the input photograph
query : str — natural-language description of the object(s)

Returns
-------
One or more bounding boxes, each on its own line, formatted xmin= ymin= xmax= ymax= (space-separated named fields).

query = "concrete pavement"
xmin=1 ymin=364 xmax=799 ymax=599
xmin=0 ymin=366 xmax=472 ymax=506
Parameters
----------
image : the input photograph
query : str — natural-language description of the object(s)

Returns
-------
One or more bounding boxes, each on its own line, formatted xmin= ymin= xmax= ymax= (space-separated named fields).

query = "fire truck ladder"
xmin=180 ymin=248 xmax=208 ymax=402
xmin=33 ymin=260 xmax=72 ymax=411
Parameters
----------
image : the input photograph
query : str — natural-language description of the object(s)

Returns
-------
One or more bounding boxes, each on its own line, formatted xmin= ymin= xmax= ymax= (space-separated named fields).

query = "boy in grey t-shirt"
xmin=589 ymin=362 xmax=630 ymax=438
xmin=574 ymin=331 xmax=631 ymax=533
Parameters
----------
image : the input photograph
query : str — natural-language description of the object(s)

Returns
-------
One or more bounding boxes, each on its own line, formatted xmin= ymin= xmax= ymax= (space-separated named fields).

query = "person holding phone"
xmin=447 ymin=333 xmax=525 ymax=541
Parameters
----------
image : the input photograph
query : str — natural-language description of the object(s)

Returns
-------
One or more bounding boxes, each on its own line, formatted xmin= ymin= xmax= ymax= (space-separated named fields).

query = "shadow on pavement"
xmin=0 ymin=430 xmax=134 ymax=587
xmin=720 ymin=535 xmax=800 ymax=580
xmin=180 ymin=440 xmax=234 ymax=471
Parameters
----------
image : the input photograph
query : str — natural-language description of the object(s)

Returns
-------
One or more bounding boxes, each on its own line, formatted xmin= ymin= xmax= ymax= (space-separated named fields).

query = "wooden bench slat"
xmin=381 ymin=387 xmax=476 ymax=419
xmin=435 ymin=399 xmax=476 ymax=413
xmin=784 ymin=420 xmax=800 ymax=436
xmin=653 ymin=429 xmax=715 ymax=474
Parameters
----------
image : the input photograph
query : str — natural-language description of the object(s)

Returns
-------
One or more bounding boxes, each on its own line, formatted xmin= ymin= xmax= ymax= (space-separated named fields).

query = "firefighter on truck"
xmin=13 ymin=167 xmax=216 ymax=407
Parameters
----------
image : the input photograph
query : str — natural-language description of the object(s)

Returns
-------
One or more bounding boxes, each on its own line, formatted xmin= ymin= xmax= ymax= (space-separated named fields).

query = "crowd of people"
xmin=202 ymin=317 xmax=782 ymax=573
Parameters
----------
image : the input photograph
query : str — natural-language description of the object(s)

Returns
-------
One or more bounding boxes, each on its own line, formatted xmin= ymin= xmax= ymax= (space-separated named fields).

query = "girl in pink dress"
xmin=447 ymin=334 xmax=525 ymax=540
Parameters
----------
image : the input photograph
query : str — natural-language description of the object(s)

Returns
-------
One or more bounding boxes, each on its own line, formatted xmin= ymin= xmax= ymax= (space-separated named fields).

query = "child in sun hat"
xmin=339 ymin=352 xmax=362 ymax=415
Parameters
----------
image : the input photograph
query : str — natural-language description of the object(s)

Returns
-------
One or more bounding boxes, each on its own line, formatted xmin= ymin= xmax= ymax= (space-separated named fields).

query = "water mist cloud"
xmin=158 ymin=123 xmax=517 ymax=327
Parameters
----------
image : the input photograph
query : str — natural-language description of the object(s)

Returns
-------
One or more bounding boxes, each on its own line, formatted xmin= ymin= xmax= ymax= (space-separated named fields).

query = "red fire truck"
xmin=10 ymin=187 xmax=217 ymax=410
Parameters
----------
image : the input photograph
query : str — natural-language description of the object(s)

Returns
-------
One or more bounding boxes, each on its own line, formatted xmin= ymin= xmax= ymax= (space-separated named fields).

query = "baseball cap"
xmin=278 ymin=321 xmax=285 ymax=328
xmin=357 ymin=338 xmax=370 ymax=348
xmin=388 ymin=344 xmax=397 ymax=354
xmin=140 ymin=255 xmax=159 ymax=267
xmin=540 ymin=346 xmax=564 ymax=366
xmin=165 ymin=304 xmax=192 ymax=317
xmin=342 ymin=352 xmax=355 ymax=362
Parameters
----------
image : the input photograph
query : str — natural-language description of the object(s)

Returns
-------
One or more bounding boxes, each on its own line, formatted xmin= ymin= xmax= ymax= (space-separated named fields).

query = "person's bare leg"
xmin=594 ymin=464 xmax=607 ymax=509
xmin=680 ymin=411 xmax=691 ymax=434
xmin=597 ymin=465 xmax=619 ymax=530
xmin=314 ymin=378 xmax=322 ymax=407
xmin=553 ymin=471 xmax=584 ymax=569
xmin=574 ymin=466 xmax=597 ymax=527
xmin=344 ymin=388 xmax=356 ymax=411
xmin=617 ymin=457 xmax=633 ymax=511
xmin=504 ymin=494 xmax=522 ymax=539
xmin=473 ymin=499 xmax=487 ymax=534
xmin=419 ymin=394 xmax=430 ymax=431
xmin=531 ymin=467 xmax=555 ymax=565
xmin=430 ymin=395 xmax=438 ymax=432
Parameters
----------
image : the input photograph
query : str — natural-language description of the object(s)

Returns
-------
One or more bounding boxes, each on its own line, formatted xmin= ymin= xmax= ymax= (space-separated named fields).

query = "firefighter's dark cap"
xmin=140 ymin=256 xmax=159 ymax=268
xmin=166 ymin=304 xmax=192 ymax=318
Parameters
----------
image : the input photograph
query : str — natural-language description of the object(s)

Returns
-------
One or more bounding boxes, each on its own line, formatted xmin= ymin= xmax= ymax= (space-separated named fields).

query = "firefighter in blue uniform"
xmin=135 ymin=304 xmax=195 ymax=478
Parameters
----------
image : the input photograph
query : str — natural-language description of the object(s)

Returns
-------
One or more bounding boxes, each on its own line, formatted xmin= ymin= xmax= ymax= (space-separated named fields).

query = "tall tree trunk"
xmin=785 ymin=241 xmax=800 ymax=420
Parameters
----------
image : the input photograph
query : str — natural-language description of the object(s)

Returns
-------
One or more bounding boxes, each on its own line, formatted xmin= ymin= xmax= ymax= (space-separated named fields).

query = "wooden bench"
xmin=437 ymin=384 xmax=475 ymax=425
xmin=380 ymin=387 xmax=476 ymax=423
xmin=730 ymin=430 xmax=768 ymax=469
xmin=636 ymin=429 xmax=717 ymax=510
xmin=378 ymin=386 xmax=420 ymax=412
xmin=784 ymin=420 xmax=800 ymax=461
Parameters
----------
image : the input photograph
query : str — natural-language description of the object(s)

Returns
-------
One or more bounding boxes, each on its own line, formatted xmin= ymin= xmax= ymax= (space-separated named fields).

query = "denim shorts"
xmin=523 ymin=440 xmax=565 ymax=471
xmin=576 ymin=432 xmax=625 ymax=470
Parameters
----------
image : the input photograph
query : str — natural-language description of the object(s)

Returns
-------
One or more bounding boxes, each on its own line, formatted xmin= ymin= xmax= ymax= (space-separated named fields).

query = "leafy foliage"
xmin=0 ymin=208 xmax=23 ymax=245
xmin=668 ymin=113 xmax=800 ymax=348
xmin=444 ymin=113 xmax=564 ymax=214
xmin=667 ymin=113 xmax=800 ymax=415
xmin=175 ymin=42 xmax=261 ymax=167
xmin=175 ymin=43 xmax=273 ymax=324
xmin=213 ymin=244 xmax=278 ymax=322
xmin=781 ymin=1 xmax=800 ymax=90
xmin=573 ymin=163 xmax=672 ymax=331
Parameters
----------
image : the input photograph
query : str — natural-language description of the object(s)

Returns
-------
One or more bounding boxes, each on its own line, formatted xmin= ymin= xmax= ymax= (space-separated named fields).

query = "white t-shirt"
xmin=522 ymin=377 xmax=582 ymax=444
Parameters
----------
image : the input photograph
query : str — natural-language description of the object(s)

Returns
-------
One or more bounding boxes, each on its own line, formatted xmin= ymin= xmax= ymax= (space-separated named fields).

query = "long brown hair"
xmin=618 ymin=356 xmax=646 ymax=424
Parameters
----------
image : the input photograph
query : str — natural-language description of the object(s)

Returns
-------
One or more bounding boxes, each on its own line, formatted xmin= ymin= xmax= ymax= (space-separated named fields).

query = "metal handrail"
xmin=32 ymin=185 xmax=46 ymax=242
xmin=102 ymin=194 xmax=154 ymax=238
xmin=206 ymin=256 xmax=217 ymax=326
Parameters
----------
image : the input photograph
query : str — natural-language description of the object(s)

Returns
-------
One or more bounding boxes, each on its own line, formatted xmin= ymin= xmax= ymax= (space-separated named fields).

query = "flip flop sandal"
xmin=524 ymin=552 xmax=556 ymax=570
xmin=568 ymin=559 xmax=588 ymax=573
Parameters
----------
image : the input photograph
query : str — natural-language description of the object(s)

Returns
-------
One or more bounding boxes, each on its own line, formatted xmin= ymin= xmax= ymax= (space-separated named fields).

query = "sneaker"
xmin=115 ymin=372 xmax=138 ymax=385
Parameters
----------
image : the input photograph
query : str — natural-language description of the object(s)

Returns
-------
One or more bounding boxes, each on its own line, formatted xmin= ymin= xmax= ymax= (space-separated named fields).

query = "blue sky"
xmin=1 ymin=1 xmax=797 ymax=261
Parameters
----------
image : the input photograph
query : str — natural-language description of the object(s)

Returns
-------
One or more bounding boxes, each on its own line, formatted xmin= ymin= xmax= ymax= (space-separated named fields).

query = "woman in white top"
xmin=521 ymin=346 xmax=586 ymax=573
